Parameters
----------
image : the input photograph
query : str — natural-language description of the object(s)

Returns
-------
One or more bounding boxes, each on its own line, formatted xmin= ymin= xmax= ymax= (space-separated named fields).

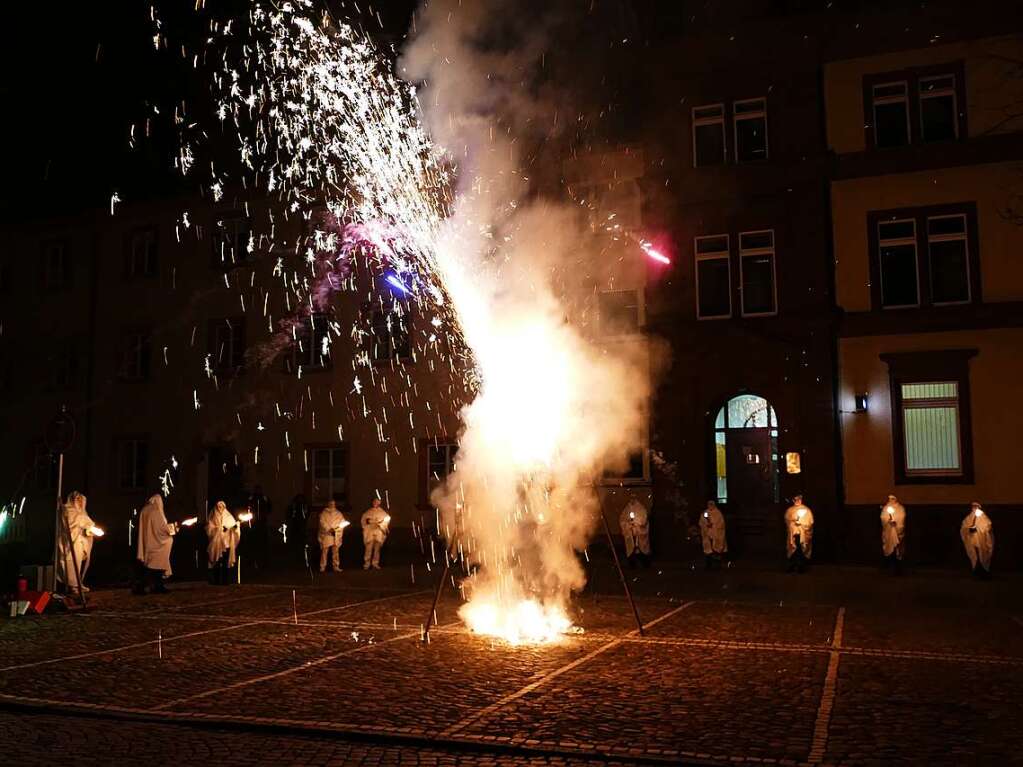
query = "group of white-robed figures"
xmin=617 ymin=492 xmax=995 ymax=576
xmin=317 ymin=497 xmax=391 ymax=572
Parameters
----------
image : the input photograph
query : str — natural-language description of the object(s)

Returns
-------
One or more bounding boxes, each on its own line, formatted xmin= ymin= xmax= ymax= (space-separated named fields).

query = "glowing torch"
xmin=88 ymin=526 xmax=105 ymax=537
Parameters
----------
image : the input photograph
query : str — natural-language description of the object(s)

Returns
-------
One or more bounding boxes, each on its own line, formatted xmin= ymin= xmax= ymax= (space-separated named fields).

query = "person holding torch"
xmin=57 ymin=491 xmax=103 ymax=595
xmin=361 ymin=497 xmax=390 ymax=570
xmin=619 ymin=494 xmax=651 ymax=568
xmin=880 ymin=494 xmax=907 ymax=574
xmin=206 ymin=500 xmax=245 ymax=585
xmin=960 ymin=502 xmax=994 ymax=579
xmin=699 ymin=500 xmax=728 ymax=570
xmin=134 ymin=494 xmax=196 ymax=594
xmin=317 ymin=499 xmax=348 ymax=572
xmin=784 ymin=495 xmax=814 ymax=573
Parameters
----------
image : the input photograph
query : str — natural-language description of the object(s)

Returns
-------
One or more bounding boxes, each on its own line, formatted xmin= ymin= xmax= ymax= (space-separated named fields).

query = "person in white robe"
xmin=206 ymin=501 xmax=240 ymax=585
xmin=135 ymin=494 xmax=178 ymax=594
xmin=57 ymin=492 xmax=101 ymax=594
xmin=961 ymin=502 xmax=994 ymax=578
xmin=619 ymin=496 xmax=651 ymax=568
xmin=318 ymin=500 xmax=347 ymax=572
xmin=361 ymin=498 xmax=390 ymax=570
xmin=784 ymin=495 xmax=814 ymax=573
xmin=880 ymin=495 xmax=907 ymax=573
xmin=699 ymin=500 xmax=727 ymax=569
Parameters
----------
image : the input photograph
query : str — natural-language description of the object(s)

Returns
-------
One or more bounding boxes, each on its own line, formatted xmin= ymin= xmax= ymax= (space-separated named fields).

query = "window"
xmin=212 ymin=215 xmax=252 ymax=269
xmin=53 ymin=341 xmax=80 ymax=390
xmin=119 ymin=331 xmax=152 ymax=381
xmin=869 ymin=204 xmax=978 ymax=311
xmin=900 ymin=382 xmax=963 ymax=476
xmin=370 ymin=308 xmax=411 ymax=361
xmin=695 ymin=235 xmax=731 ymax=319
xmin=692 ymin=104 xmax=726 ymax=167
xmin=882 ymin=350 xmax=975 ymax=484
xmin=927 ymin=215 xmax=970 ymax=304
xmin=865 ymin=65 xmax=964 ymax=149
xmin=733 ymin=98 xmax=768 ymax=162
xmin=739 ymin=230 xmax=776 ymax=316
xmin=209 ymin=318 xmax=246 ymax=372
xmin=871 ymin=82 xmax=910 ymax=148
xmin=41 ymin=240 xmax=71 ymax=290
xmin=877 ymin=219 xmax=919 ymax=308
xmin=126 ymin=228 xmax=158 ymax=279
xmin=598 ymin=289 xmax=642 ymax=335
xmin=117 ymin=439 xmax=149 ymax=491
xmin=290 ymin=313 xmax=332 ymax=371
xmin=602 ymin=449 xmax=648 ymax=484
xmin=308 ymin=445 xmax=347 ymax=505
xmin=426 ymin=442 xmax=458 ymax=501
xmin=919 ymin=74 xmax=958 ymax=142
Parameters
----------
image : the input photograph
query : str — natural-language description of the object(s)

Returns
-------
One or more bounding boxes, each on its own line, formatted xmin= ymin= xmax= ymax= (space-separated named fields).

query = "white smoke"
xmin=402 ymin=1 xmax=653 ymax=635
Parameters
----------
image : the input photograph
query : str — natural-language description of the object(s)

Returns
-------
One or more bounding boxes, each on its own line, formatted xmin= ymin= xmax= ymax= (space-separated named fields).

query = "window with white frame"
xmin=739 ymin=230 xmax=777 ymax=316
xmin=42 ymin=240 xmax=70 ymax=289
xmin=209 ymin=318 xmax=246 ymax=372
xmin=692 ymin=104 xmax=726 ymax=167
xmin=900 ymin=382 xmax=962 ymax=476
xmin=212 ymin=215 xmax=252 ymax=269
xmin=927 ymin=214 xmax=970 ymax=305
xmin=877 ymin=219 xmax=919 ymax=308
xmin=733 ymin=98 xmax=768 ymax=162
xmin=126 ymin=228 xmax=158 ymax=279
xmin=695 ymin=235 xmax=731 ymax=319
xmin=919 ymin=74 xmax=958 ymax=142
xmin=426 ymin=442 xmax=458 ymax=501
xmin=598 ymin=289 xmax=643 ymax=335
xmin=292 ymin=313 xmax=332 ymax=371
xmin=117 ymin=439 xmax=149 ymax=491
xmin=119 ymin=331 xmax=151 ymax=381
xmin=309 ymin=445 xmax=347 ymax=505
xmin=872 ymin=81 xmax=910 ymax=148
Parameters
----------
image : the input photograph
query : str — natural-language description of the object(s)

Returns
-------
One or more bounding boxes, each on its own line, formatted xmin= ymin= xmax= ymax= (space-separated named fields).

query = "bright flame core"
xmin=460 ymin=597 xmax=573 ymax=645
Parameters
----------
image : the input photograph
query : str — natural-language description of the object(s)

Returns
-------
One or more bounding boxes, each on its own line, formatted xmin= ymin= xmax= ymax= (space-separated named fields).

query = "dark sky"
xmin=0 ymin=1 xmax=418 ymax=222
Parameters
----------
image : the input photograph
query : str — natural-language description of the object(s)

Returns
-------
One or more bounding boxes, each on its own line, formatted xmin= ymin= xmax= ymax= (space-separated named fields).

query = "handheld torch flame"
xmin=238 ymin=512 xmax=254 ymax=523
xmin=181 ymin=517 xmax=198 ymax=528
xmin=89 ymin=526 xmax=105 ymax=537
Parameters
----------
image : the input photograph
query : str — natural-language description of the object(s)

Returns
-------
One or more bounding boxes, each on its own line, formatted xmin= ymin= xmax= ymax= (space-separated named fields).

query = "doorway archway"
xmin=713 ymin=394 xmax=780 ymax=535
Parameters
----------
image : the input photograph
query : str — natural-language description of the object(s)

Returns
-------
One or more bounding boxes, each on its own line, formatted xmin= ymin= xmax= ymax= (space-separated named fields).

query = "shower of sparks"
xmin=141 ymin=0 xmax=653 ymax=644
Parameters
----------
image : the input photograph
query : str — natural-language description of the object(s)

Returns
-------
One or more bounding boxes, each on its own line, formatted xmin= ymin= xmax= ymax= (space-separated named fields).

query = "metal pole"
xmin=61 ymin=503 xmax=87 ymax=609
xmin=50 ymin=453 xmax=65 ymax=592
xmin=422 ymin=557 xmax=450 ymax=643
xmin=598 ymin=495 xmax=644 ymax=636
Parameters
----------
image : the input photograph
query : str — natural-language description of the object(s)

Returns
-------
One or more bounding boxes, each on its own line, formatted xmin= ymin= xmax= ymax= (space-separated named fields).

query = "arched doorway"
xmin=713 ymin=394 xmax=780 ymax=543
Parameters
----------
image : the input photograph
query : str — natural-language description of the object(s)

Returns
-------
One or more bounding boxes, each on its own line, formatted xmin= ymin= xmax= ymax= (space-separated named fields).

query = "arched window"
xmin=713 ymin=394 xmax=779 ymax=505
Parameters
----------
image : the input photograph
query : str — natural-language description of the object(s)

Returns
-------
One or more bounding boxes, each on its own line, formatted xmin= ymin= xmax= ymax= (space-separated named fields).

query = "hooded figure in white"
xmin=318 ymin=500 xmax=347 ymax=572
xmin=57 ymin=491 xmax=98 ymax=592
xmin=699 ymin=501 xmax=727 ymax=567
xmin=206 ymin=501 xmax=240 ymax=569
xmin=961 ymin=502 xmax=994 ymax=575
xmin=880 ymin=495 xmax=907 ymax=562
xmin=619 ymin=496 xmax=651 ymax=564
xmin=361 ymin=498 xmax=390 ymax=570
xmin=137 ymin=494 xmax=177 ymax=576
xmin=784 ymin=496 xmax=814 ymax=568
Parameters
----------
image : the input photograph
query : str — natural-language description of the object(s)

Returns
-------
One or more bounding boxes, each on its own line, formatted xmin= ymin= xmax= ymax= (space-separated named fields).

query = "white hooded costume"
xmin=361 ymin=503 xmax=390 ymax=569
xmin=699 ymin=504 xmax=728 ymax=555
xmin=318 ymin=502 xmax=347 ymax=571
xmin=206 ymin=501 xmax=240 ymax=568
xmin=619 ymin=498 xmax=651 ymax=557
xmin=960 ymin=505 xmax=994 ymax=571
xmin=137 ymin=494 xmax=177 ymax=576
xmin=880 ymin=497 xmax=907 ymax=559
xmin=784 ymin=500 xmax=814 ymax=559
xmin=57 ymin=493 xmax=96 ymax=590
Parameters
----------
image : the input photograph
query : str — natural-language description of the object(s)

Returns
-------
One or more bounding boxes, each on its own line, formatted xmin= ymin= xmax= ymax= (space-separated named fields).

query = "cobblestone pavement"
xmin=2 ymin=565 xmax=1022 ymax=766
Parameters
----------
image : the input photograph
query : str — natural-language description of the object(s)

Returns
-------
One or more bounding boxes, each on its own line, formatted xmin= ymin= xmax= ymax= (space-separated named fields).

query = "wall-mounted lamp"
xmin=854 ymin=393 xmax=869 ymax=413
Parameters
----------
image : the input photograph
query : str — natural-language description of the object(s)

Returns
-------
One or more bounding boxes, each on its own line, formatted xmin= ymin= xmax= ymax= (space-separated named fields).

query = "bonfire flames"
xmin=151 ymin=0 xmax=651 ymax=644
